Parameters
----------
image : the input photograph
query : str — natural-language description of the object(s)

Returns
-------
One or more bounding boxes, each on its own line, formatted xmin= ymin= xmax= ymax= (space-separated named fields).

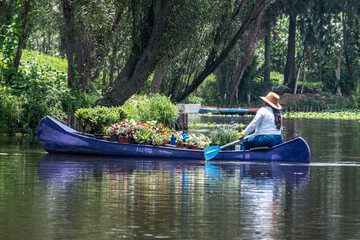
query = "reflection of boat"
xmin=38 ymin=154 xmax=310 ymax=186
xmin=37 ymin=116 xmax=311 ymax=163
xmin=38 ymin=154 xmax=310 ymax=187
xmin=238 ymin=163 xmax=310 ymax=185
xmin=37 ymin=154 xmax=203 ymax=182
xmin=208 ymin=162 xmax=310 ymax=186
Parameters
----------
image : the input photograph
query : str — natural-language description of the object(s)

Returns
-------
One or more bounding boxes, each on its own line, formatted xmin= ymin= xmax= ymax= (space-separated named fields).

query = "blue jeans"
xmin=240 ymin=134 xmax=283 ymax=150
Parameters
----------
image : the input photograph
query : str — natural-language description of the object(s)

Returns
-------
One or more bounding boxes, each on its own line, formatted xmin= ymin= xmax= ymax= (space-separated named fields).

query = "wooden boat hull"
xmin=37 ymin=116 xmax=311 ymax=163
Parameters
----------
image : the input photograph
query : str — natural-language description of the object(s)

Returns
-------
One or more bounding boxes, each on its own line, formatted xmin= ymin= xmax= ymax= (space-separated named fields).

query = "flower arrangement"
xmin=105 ymin=119 xmax=212 ymax=148
xmin=152 ymin=135 xmax=165 ymax=145
xmin=106 ymin=119 xmax=137 ymax=139
xmin=133 ymin=125 xmax=153 ymax=144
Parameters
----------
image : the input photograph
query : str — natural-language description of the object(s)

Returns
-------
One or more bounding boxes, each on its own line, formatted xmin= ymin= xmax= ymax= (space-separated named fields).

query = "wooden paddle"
xmin=204 ymin=139 xmax=241 ymax=161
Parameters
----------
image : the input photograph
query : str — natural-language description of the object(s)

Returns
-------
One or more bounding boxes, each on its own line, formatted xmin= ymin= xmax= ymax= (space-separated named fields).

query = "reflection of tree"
xmin=283 ymin=118 xmax=297 ymax=140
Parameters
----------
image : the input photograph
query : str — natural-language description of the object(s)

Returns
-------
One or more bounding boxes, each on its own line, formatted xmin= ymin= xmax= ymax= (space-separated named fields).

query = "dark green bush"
xmin=123 ymin=94 xmax=180 ymax=127
xmin=74 ymin=106 xmax=125 ymax=134
xmin=298 ymin=97 xmax=326 ymax=108
xmin=0 ymin=89 xmax=22 ymax=134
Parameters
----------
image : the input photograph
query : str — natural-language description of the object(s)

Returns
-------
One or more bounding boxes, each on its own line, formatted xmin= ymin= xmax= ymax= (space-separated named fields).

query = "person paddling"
xmin=238 ymin=92 xmax=283 ymax=150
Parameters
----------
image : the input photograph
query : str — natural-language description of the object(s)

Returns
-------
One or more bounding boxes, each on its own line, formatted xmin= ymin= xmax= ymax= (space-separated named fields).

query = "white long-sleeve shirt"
xmin=241 ymin=106 xmax=282 ymax=136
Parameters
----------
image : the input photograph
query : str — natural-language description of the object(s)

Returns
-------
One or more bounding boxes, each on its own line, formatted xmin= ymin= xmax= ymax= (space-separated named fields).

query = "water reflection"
xmin=37 ymin=154 xmax=310 ymax=239
xmin=38 ymin=154 xmax=310 ymax=185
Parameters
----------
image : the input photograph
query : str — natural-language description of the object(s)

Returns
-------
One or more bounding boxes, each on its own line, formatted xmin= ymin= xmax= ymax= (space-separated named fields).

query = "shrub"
xmin=0 ymin=89 xmax=22 ymax=134
xmin=298 ymin=97 xmax=326 ymax=108
xmin=345 ymin=94 xmax=359 ymax=108
xmin=209 ymin=127 xmax=240 ymax=146
xmin=74 ymin=106 xmax=125 ymax=134
xmin=183 ymin=94 xmax=204 ymax=104
xmin=123 ymin=94 xmax=180 ymax=127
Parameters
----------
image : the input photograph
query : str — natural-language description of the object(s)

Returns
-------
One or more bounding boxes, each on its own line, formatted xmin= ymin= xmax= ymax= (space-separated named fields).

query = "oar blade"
xmin=204 ymin=146 xmax=221 ymax=161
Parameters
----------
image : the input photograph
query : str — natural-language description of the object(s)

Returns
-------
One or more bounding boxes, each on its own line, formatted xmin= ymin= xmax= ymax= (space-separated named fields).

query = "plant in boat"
xmin=122 ymin=94 xmax=180 ymax=127
xmin=106 ymin=119 xmax=137 ymax=139
xmin=209 ymin=127 xmax=239 ymax=146
xmin=194 ymin=134 xmax=211 ymax=149
xmin=176 ymin=135 xmax=183 ymax=143
xmin=75 ymin=106 xmax=125 ymax=134
xmin=152 ymin=134 xmax=165 ymax=145
xmin=185 ymin=137 xmax=194 ymax=147
xmin=133 ymin=126 xmax=155 ymax=144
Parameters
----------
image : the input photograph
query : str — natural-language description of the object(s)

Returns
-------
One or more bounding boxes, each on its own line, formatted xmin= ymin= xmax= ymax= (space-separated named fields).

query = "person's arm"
xmin=238 ymin=109 xmax=265 ymax=140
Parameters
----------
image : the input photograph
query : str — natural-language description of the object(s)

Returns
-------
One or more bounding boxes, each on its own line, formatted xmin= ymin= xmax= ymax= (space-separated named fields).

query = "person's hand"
xmin=238 ymin=134 xmax=244 ymax=142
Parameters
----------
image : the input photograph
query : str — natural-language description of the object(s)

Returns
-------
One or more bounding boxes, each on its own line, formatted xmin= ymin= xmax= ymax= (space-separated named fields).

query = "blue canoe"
xmin=37 ymin=116 xmax=311 ymax=163
xmin=218 ymin=108 xmax=249 ymax=115
xmin=198 ymin=107 xmax=219 ymax=114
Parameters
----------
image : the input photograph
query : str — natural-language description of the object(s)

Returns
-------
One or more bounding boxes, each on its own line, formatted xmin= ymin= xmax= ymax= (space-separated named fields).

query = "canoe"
xmin=198 ymin=107 xmax=219 ymax=114
xmin=37 ymin=116 xmax=311 ymax=163
xmin=199 ymin=106 xmax=258 ymax=115
xmin=218 ymin=108 xmax=248 ymax=115
xmin=247 ymin=108 xmax=260 ymax=114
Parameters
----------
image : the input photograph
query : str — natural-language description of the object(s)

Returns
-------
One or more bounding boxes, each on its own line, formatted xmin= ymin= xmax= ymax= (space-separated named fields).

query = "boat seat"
xmin=250 ymin=146 xmax=269 ymax=151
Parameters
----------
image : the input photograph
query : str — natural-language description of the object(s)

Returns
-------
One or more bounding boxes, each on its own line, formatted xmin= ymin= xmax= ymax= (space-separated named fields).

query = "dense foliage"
xmin=74 ymin=94 xmax=180 ymax=134
xmin=2 ymin=0 xmax=360 ymax=134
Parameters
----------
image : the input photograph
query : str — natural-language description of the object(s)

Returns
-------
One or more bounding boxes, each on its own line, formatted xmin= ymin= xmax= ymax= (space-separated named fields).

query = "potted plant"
xmin=209 ymin=127 xmax=239 ymax=149
xmin=197 ymin=134 xmax=211 ymax=150
xmin=152 ymin=134 xmax=164 ymax=146
xmin=133 ymin=126 xmax=153 ymax=144
xmin=185 ymin=138 xmax=193 ymax=149
xmin=162 ymin=133 xmax=171 ymax=145
xmin=106 ymin=119 xmax=137 ymax=143
xmin=176 ymin=136 xmax=183 ymax=147
xmin=197 ymin=140 xmax=210 ymax=150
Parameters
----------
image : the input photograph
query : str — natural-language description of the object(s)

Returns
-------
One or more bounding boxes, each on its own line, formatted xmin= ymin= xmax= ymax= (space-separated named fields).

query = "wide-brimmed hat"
xmin=260 ymin=92 xmax=282 ymax=110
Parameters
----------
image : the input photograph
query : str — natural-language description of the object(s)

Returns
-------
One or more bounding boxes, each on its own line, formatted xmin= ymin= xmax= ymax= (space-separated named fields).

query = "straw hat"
xmin=260 ymin=92 xmax=282 ymax=110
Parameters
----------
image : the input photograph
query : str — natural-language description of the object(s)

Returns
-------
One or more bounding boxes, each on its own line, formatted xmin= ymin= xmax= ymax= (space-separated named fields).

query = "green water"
xmin=0 ymin=118 xmax=360 ymax=239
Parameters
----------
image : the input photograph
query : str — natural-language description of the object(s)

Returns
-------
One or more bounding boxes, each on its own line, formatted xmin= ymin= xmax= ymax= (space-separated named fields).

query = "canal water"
xmin=1 ymin=117 xmax=360 ymax=239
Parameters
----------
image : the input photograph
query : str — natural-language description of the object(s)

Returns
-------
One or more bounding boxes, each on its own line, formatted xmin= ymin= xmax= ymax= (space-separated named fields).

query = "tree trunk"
xmin=149 ymin=67 xmax=167 ymax=95
xmin=63 ymin=0 xmax=123 ymax=92
xmin=228 ymin=16 xmax=262 ymax=100
xmin=102 ymin=59 xmax=107 ymax=95
xmin=97 ymin=0 xmax=177 ymax=107
xmin=62 ymin=0 xmax=75 ymax=88
xmin=342 ymin=5 xmax=354 ymax=92
xmin=264 ymin=20 xmax=271 ymax=88
xmin=335 ymin=55 xmax=342 ymax=95
xmin=293 ymin=65 xmax=301 ymax=94
xmin=300 ymin=49 xmax=306 ymax=94
xmin=13 ymin=0 xmax=31 ymax=72
xmin=171 ymin=0 xmax=270 ymax=103
xmin=283 ymin=12 xmax=296 ymax=89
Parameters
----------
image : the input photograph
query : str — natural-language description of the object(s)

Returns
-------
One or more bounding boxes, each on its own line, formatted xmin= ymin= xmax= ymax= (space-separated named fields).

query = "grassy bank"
xmin=283 ymin=109 xmax=360 ymax=120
